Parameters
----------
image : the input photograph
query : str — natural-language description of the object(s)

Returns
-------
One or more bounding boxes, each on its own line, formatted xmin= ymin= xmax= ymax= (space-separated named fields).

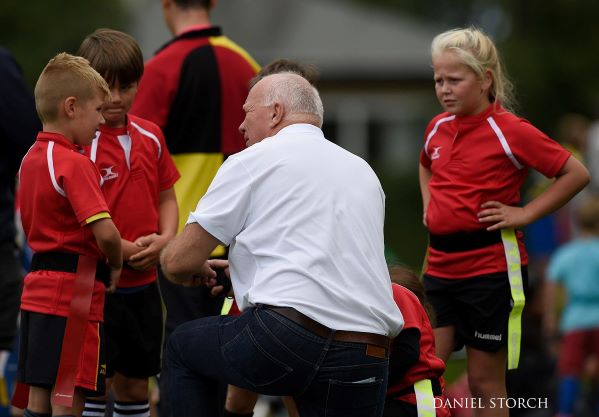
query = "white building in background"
xmin=127 ymin=0 xmax=441 ymax=174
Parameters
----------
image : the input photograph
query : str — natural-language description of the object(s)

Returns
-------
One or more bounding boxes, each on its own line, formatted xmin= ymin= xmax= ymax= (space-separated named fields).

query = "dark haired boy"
xmin=78 ymin=29 xmax=180 ymax=417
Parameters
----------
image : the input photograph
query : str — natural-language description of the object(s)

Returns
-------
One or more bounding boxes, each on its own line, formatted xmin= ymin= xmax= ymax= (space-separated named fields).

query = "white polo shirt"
xmin=188 ymin=124 xmax=403 ymax=336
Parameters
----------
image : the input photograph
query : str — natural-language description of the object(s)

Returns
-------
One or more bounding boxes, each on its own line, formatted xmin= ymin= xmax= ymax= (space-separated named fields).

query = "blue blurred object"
xmin=0 ymin=334 xmax=19 ymax=417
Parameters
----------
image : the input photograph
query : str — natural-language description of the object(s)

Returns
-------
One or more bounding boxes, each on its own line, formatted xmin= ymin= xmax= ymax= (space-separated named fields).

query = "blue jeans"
xmin=167 ymin=305 xmax=389 ymax=417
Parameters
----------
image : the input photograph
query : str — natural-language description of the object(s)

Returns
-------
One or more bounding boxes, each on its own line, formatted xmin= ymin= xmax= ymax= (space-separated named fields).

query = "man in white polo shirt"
xmin=160 ymin=72 xmax=403 ymax=417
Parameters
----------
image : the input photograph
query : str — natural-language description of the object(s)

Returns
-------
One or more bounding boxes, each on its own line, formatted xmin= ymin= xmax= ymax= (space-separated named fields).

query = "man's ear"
xmin=64 ymin=96 xmax=77 ymax=119
xmin=269 ymin=102 xmax=284 ymax=128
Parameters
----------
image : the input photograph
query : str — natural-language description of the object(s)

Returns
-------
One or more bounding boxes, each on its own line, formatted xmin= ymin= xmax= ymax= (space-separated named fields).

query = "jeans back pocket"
xmin=325 ymin=377 xmax=383 ymax=417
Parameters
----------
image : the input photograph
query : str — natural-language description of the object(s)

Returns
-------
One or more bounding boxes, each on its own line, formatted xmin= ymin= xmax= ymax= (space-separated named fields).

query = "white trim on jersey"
xmin=90 ymin=131 xmax=100 ymax=162
xmin=47 ymin=141 xmax=66 ymax=197
xmin=17 ymin=143 xmax=36 ymax=184
xmin=424 ymin=115 xmax=455 ymax=158
xmin=487 ymin=117 xmax=524 ymax=170
xmin=117 ymin=134 xmax=132 ymax=169
xmin=130 ymin=121 xmax=162 ymax=158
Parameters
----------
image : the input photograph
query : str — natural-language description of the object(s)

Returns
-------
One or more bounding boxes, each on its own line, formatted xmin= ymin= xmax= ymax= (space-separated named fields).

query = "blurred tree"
xmin=0 ymin=0 xmax=128 ymax=87
xmin=350 ymin=0 xmax=599 ymax=134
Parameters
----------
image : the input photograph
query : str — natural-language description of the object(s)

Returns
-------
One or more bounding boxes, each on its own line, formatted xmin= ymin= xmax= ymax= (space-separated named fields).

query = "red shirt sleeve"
xmin=156 ymin=126 xmax=180 ymax=190
xmin=59 ymin=155 xmax=109 ymax=226
xmin=420 ymin=117 xmax=439 ymax=169
xmin=392 ymin=283 xmax=421 ymax=331
xmin=506 ymin=119 xmax=571 ymax=178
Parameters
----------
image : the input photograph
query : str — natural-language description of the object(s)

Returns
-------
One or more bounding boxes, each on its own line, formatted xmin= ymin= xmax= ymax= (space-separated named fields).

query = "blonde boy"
xmin=17 ymin=53 xmax=122 ymax=417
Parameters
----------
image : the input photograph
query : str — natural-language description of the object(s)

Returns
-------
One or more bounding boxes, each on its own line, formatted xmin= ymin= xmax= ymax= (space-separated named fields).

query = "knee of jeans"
xmin=166 ymin=328 xmax=184 ymax=367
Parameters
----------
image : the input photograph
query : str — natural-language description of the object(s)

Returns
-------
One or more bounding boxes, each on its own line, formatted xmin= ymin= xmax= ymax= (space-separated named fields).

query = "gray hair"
xmin=262 ymin=73 xmax=324 ymax=126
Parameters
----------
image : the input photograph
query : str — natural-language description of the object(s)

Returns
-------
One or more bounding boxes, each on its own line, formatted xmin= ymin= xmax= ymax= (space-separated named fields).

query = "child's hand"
xmin=477 ymin=201 xmax=532 ymax=231
xmin=107 ymin=265 xmax=122 ymax=293
xmin=128 ymin=233 xmax=169 ymax=270
xmin=122 ymin=239 xmax=143 ymax=261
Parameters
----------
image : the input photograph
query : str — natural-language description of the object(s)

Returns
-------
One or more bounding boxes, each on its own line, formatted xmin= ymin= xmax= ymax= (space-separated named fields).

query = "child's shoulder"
xmin=128 ymin=113 xmax=162 ymax=135
xmin=425 ymin=111 xmax=455 ymax=134
xmin=490 ymin=108 xmax=539 ymax=133
xmin=428 ymin=111 xmax=454 ymax=124
xmin=391 ymin=283 xmax=420 ymax=306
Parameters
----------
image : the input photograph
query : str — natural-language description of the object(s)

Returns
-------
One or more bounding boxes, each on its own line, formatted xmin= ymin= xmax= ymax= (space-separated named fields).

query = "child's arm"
xmin=128 ymin=187 xmax=178 ymax=270
xmin=478 ymin=155 xmax=590 ymax=231
xmin=419 ymin=163 xmax=432 ymax=227
xmin=89 ymin=217 xmax=122 ymax=293
xmin=122 ymin=239 xmax=144 ymax=261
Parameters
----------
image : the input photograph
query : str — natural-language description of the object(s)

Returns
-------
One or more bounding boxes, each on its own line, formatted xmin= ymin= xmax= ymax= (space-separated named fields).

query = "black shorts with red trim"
xmin=17 ymin=310 xmax=106 ymax=394
xmin=423 ymin=268 xmax=528 ymax=352
xmin=104 ymin=282 xmax=163 ymax=378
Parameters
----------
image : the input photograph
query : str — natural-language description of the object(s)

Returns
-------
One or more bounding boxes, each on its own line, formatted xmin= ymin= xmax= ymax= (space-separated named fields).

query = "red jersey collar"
xmin=36 ymin=131 xmax=79 ymax=151
xmin=454 ymin=103 xmax=503 ymax=124
xmin=99 ymin=122 xmax=128 ymax=136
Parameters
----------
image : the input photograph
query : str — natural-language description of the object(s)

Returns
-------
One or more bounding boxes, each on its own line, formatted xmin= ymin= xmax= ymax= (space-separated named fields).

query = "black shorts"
xmin=17 ymin=311 xmax=106 ymax=394
xmin=423 ymin=268 xmax=528 ymax=352
xmin=104 ymin=282 xmax=164 ymax=378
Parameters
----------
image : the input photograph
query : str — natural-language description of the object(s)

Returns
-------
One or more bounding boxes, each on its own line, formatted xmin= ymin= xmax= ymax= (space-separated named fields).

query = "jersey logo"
xmin=431 ymin=146 xmax=442 ymax=160
xmin=100 ymin=166 xmax=118 ymax=181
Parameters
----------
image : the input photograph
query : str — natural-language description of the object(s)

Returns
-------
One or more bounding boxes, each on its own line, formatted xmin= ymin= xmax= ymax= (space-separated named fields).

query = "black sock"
xmin=222 ymin=410 xmax=254 ymax=417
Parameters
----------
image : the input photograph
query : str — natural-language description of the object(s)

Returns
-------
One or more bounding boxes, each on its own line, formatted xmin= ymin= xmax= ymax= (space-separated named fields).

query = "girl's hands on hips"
xmin=478 ymin=201 xmax=532 ymax=231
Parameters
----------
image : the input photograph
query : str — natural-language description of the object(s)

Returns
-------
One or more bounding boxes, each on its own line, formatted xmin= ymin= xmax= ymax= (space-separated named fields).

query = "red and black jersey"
xmin=18 ymin=132 xmax=110 ymax=321
xmin=131 ymin=27 xmax=260 ymax=235
xmin=83 ymin=115 xmax=180 ymax=287
xmin=420 ymin=104 xmax=570 ymax=278
xmin=387 ymin=284 xmax=446 ymax=400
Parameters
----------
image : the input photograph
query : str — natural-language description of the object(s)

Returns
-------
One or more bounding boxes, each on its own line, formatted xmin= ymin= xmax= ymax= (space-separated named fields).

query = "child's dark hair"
xmin=250 ymin=59 xmax=319 ymax=89
xmin=77 ymin=28 xmax=144 ymax=87
xmin=389 ymin=265 xmax=436 ymax=327
xmin=174 ymin=0 xmax=211 ymax=9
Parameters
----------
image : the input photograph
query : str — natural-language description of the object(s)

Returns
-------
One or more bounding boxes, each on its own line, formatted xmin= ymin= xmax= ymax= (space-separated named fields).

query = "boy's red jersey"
xmin=18 ymin=132 xmax=110 ymax=321
xmin=85 ymin=115 xmax=179 ymax=287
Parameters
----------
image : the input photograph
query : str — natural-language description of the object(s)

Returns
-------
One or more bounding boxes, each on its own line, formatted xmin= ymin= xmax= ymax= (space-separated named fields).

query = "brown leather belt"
xmin=263 ymin=305 xmax=390 ymax=357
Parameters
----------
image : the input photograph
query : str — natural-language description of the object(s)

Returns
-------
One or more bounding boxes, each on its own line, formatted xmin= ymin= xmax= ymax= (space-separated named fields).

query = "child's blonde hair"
xmin=34 ymin=52 xmax=110 ymax=124
xmin=431 ymin=26 xmax=516 ymax=113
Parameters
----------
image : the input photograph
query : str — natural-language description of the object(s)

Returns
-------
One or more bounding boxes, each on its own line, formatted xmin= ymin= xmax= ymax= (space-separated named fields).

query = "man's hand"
xmin=129 ymin=233 xmax=169 ymax=271
xmin=167 ymin=261 xmax=217 ymax=287
xmin=160 ymin=223 xmax=221 ymax=285
xmin=205 ymin=259 xmax=231 ymax=296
